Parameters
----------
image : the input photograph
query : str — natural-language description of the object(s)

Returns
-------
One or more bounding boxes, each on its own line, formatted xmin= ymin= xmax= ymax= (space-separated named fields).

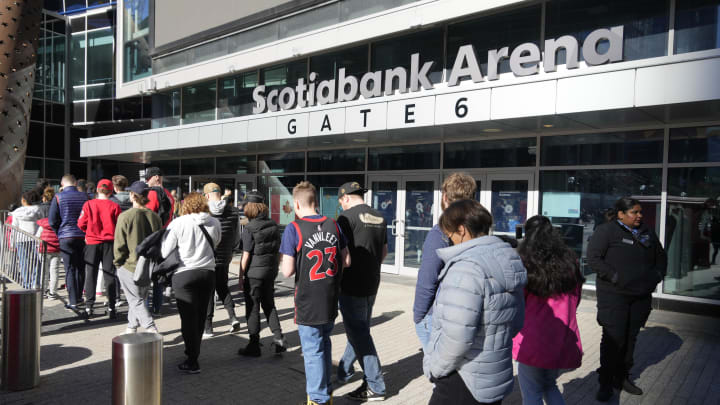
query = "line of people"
xmin=7 ymin=170 xmax=666 ymax=405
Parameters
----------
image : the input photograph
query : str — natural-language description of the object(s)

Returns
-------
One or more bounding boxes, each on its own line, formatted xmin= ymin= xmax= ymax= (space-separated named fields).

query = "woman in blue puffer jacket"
xmin=423 ymin=199 xmax=527 ymax=405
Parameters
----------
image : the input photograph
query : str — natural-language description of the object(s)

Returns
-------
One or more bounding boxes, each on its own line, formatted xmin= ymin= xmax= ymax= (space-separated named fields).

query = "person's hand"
xmin=224 ymin=189 xmax=232 ymax=198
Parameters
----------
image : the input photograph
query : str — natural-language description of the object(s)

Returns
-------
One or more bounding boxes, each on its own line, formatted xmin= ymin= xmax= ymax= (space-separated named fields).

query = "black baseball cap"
xmin=338 ymin=182 xmax=366 ymax=199
xmin=145 ymin=167 xmax=162 ymax=179
xmin=244 ymin=191 xmax=264 ymax=203
xmin=126 ymin=180 xmax=148 ymax=195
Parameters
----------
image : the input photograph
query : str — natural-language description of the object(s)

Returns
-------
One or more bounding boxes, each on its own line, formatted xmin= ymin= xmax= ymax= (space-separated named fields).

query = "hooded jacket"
xmin=208 ymin=199 xmax=240 ymax=266
xmin=161 ymin=212 xmax=221 ymax=274
xmin=10 ymin=205 xmax=43 ymax=235
xmin=110 ymin=192 xmax=133 ymax=212
xmin=423 ymin=235 xmax=527 ymax=403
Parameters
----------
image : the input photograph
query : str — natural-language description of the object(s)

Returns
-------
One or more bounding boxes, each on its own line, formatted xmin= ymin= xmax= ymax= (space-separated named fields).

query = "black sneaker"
xmin=596 ymin=384 xmax=614 ymax=402
xmin=272 ymin=337 xmax=287 ymax=354
xmin=619 ymin=378 xmax=643 ymax=395
xmin=107 ymin=308 xmax=118 ymax=320
xmin=348 ymin=383 xmax=385 ymax=402
xmin=177 ymin=361 xmax=200 ymax=374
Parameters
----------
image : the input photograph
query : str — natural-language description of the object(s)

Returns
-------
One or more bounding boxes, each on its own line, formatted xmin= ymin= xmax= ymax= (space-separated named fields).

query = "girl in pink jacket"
xmin=513 ymin=215 xmax=585 ymax=405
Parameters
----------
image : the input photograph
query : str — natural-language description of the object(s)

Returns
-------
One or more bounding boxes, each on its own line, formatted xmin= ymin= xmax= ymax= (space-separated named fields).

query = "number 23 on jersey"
xmin=306 ymin=246 xmax=338 ymax=281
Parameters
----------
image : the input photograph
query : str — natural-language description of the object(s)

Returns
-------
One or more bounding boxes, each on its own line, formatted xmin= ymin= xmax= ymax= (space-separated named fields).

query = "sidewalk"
xmin=2 ymin=271 xmax=720 ymax=404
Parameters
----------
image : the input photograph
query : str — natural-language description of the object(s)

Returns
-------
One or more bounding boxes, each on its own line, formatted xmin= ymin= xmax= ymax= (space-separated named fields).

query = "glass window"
xmin=218 ymin=71 xmax=258 ymax=119
xmin=675 ymin=0 xmax=720 ymax=54
xmin=87 ymin=28 xmax=113 ymax=84
xmin=87 ymin=83 xmax=113 ymax=99
xmin=114 ymin=97 xmax=142 ymax=120
xmin=50 ymin=102 xmax=65 ymax=125
xmin=447 ymin=6 xmax=541 ymax=76
xmin=70 ymin=16 xmax=86 ymax=33
xmin=545 ymin=0 xmax=669 ymax=63
xmin=310 ymin=45 xmax=368 ymax=82
xmin=669 ymin=126 xmax=720 ymax=163
xmin=87 ymin=10 xmax=113 ymax=30
xmin=25 ymin=157 xmax=43 ymax=177
xmin=444 ymin=137 xmax=536 ymax=168
xmin=182 ymin=80 xmax=217 ymax=124
xmin=258 ymin=175 xmax=305 ymax=227
xmin=70 ymin=161 xmax=87 ymax=179
xmin=70 ymin=128 xmax=86 ymax=160
xmin=539 ymin=169 xmax=662 ymax=284
xmin=46 ymin=125 xmax=65 ymax=159
xmin=65 ymin=0 xmax=86 ymax=13
xmin=307 ymin=174 xmax=366 ymax=219
xmin=279 ymin=3 xmax=340 ymax=39
xmin=259 ymin=152 xmax=305 ymax=174
xmin=665 ymin=167 xmax=720 ymax=299
xmin=541 ymin=130 xmax=664 ymax=166
xmin=216 ymin=155 xmax=256 ymax=175
xmin=308 ymin=149 xmax=365 ymax=172
xmin=340 ymin=0 xmax=421 ymax=22
xmin=149 ymin=160 xmax=179 ymax=176
xmin=28 ymin=123 xmax=44 ymax=157
xmin=44 ymin=0 xmax=63 ymax=12
xmin=87 ymin=99 xmax=113 ymax=122
xmin=181 ymin=158 xmax=215 ymax=176
xmin=260 ymin=60 xmax=307 ymax=90
xmin=227 ymin=23 xmax=279 ymax=56
xmin=31 ymin=100 xmax=44 ymax=123
xmin=47 ymin=159 xmax=66 ymax=178
xmin=372 ymin=28 xmax=444 ymax=86
xmin=369 ymin=144 xmax=440 ymax=171
xmin=151 ymin=90 xmax=181 ymax=128
xmin=70 ymin=34 xmax=85 ymax=86
xmin=123 ymin=0 xmax=151 ymax=81
xmin=73 ymin=102 xmax=85 ymax=122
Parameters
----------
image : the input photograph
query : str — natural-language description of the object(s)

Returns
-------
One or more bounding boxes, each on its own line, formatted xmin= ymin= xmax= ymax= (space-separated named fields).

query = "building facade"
xmin=78 ymin=0 xmax=720 ymax=311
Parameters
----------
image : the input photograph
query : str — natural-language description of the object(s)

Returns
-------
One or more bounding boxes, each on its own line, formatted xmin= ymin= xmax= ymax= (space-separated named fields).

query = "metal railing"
xmin=0 ymin=222 xmax=47 ymax=293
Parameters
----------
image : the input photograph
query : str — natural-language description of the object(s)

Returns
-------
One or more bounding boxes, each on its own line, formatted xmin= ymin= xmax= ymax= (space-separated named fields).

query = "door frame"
xmin=367 ymin=173 xmax=441 ymax=276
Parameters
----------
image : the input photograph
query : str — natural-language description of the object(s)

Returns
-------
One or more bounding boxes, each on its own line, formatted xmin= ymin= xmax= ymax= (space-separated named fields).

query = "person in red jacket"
xmin=78 ymin=179 xmax=121 ymax=318
xmin=36 ymin=187 xmax=63 ymax=299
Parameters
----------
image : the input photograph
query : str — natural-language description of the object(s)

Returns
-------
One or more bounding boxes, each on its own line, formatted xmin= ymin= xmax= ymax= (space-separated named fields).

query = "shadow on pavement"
xmin=40 ymin=343 xmax=93 ymax=371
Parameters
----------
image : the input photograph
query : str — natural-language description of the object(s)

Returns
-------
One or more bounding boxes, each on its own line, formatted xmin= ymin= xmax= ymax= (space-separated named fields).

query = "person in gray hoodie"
xmin=109 ymin=175 xmax=133 ymax=212
xmin=11 ymin=190 xmax=44 ymax=287
xmin=423 ymin=199 xmax=527 ymax=405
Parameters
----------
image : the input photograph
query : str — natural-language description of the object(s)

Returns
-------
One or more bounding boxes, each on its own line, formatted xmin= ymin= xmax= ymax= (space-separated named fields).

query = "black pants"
xmin=172 ymin=269 xmax=215 ymax=364
xmin=83 ymin=241 xmax=117 ymax=309
xmin=429 ymin=371 xmax=502 ymax=405
xmin=596 ymin=289 xmax=652 ymax=386
xmin=243 ymin=275 xmax=282 ymax=339
xmin=205 ymin=263 xmax=236 ymax=325
xmin=59 ymin=238 xmax=85 ymax=306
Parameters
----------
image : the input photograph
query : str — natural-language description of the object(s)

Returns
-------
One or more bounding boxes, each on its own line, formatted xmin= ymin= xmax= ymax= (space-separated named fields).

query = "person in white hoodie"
xmin=11 ymin=190 xmax=44 ymax=287
xmin=161 ymin=192 xmax=221 ymax=374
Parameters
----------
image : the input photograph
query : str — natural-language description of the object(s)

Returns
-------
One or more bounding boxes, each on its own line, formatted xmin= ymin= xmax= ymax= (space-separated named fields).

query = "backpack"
xmin=150 ymin=186 xmax=173 ymax=225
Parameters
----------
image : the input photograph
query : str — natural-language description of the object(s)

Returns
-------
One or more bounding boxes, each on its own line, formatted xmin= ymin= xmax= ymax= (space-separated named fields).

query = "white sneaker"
xmin=146 ymin=326 xmax=160 ymax=334
xmin=123 ymin=327 xmax=137 ymax=334
xmin=228 ymin=320 xmax=241 ymax=333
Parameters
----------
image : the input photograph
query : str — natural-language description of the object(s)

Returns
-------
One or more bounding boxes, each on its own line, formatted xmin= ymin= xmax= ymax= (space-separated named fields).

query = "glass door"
xmin=234 ymin=175 xmax=256 ymax=207
xmin=368 ymin=174 xmax=439 ymax=275
xmin=480 ymin=173 xmax=535 ymax=237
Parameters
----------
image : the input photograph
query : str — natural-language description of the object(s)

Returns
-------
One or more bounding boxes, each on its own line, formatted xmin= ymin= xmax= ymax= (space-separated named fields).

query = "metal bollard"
xmin=112 ymin=332 xmax=163 ymax=405
xmin=1 ymin=289 xmax=41 ymax=391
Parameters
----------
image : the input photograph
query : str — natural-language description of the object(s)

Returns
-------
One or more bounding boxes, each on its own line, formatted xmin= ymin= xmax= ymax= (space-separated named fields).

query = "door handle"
xmin=391 ymin=219 xmax=399 ymax=236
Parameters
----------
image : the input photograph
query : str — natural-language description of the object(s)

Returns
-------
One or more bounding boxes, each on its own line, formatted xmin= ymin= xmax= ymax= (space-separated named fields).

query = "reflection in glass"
xmin=369 ymin=144 xmax=440 ymax=171
xmin=259 ymin=152 xmax=305 ymax=174
xmin=445 ymin=138 xmax=536 ymax=168
xmin=541 ymin=130 xmax=664 ymax=166
xmin=404 ymin=181 xmax=434 ymax=269
xmin=372 ymin=181 xmax=398 ymax=266
xmin=308 ymin=174 xmax=365 ymax=220
xmin=70 ymin=34 xmax=85 ymax=86
xmin=545 ymin=0 xmax=669 ymax=62
xmin=447 ymin=6 xmax=541 ymax=76
xmin=219 ymin=72 xmax=258 ymax=119
xmin=491 ymin=180 xmax=528 ymax=234
xmin=123 ymin=0 xmax=151 ymax=81
xmin=372 ymin=28 xmax=444 ymax=86
xmin=87 ymin=28 xmax=114 ymax=84
xmin=665 ymin=167 xmax=720 ymax=300
xmin=675 ymin=0 xmax=720 ymax=54
xmin=310 ymin=45 xmax=368 ymax=82
xmin=540 ymin=169 xmax=662 ymax=284
xmin=151 ymin=90 xmax=181 ymax=128
xmin=669 ymin=126 xmax=720 ymax=163
xmin=181 ymin=158 xmax=215 ymax=176
xmin=308 ymin=149 xmax=365 ymax=172
xmin=259 ymin=175 xmax=304 ymax=228
xmin=216 ymin=156 xmax=255 ymax=175
xmin=182 ymin=80 xmax=217 ymax=124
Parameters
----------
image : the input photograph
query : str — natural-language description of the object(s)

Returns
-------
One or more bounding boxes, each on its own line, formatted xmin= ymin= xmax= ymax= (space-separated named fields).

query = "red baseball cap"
xmin=97 ymin=179 xmax=113 ymax=192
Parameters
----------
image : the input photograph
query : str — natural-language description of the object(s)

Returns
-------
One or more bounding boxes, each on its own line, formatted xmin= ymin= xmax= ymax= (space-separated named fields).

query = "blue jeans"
xmin=517 ymin=362 xmax=565 ymax=405
xmin=298 ymin=322 xmax=334 ymax=403
xmin=337 ymin=294 xmax=386 ymax=395
xmin=415 ymin=312 xmax=433 ymax=353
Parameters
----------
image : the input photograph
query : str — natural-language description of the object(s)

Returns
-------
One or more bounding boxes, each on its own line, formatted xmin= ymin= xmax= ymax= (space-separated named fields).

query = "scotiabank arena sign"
xmin=253 ymin=26 xmax=623 ymax=114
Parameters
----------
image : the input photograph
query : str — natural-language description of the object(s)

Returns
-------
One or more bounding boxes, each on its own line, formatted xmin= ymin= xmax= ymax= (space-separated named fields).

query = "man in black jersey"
xmin=280 ymin=181 xmax=351 ymax=405
xmin=335 ymin=182 xmax=388 ymax=402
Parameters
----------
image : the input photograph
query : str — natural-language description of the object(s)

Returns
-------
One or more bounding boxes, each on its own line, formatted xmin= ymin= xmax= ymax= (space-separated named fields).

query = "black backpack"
xmin=150 ymin=186 xmax=173 ymax=224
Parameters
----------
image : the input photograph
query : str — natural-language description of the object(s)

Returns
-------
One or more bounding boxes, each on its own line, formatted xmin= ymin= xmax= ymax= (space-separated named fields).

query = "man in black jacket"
xmin=203 ymin=182 xmax=241 ymax=336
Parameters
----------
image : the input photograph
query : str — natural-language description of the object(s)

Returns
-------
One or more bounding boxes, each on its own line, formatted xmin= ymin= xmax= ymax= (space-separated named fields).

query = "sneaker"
xmin=596 ymin=384 xmax=614 ymax=402
xmin=272 ymin=337 xmax=287 ymax=354
xmin=163 ymin=286 xmax=173 ymax=298
xmin=85 ymin=307 xmax=94 ymax=317
xmin=116 ymin=299 xmax=126 ymax=307
xmin=107 ymin=309 xmax=118 ymax=320
xmin=65 ymin=303 xmax=78 ymax=311
xmin=123 ymin=327 xmax=137 ymax=334
xmin=202 ymin=326 xmax=214 ymax=339
xmin=618 ymin=377 xmax=643 ymax=395
xmin=46 ymin=292 xmax=59 ymax=300
xmin=228 ymin=320 xmax=241 ymax=333
xmin=348 ymin=383 xmax=385 ymax=402
xmin=146 ymin=326 xmax=160 ymax=334
xmin=178 ymin=361 xmax=201 ymax=374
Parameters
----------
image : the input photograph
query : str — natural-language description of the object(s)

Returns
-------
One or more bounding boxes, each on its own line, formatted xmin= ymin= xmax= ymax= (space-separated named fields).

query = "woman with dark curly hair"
xmin=513 ymin=215 xmax=585 ymax=405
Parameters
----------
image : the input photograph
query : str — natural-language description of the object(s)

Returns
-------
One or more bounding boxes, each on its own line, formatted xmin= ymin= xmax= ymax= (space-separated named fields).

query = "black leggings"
xmin=429 ymin=371 xmax=502 ymax=405
xmin=172 ymin=269 xmax=215 ymax=364
xmin=206 ymin=263 xmax=235 ymax=323
xmin=243 ymin=275 xmax=282 ymax=339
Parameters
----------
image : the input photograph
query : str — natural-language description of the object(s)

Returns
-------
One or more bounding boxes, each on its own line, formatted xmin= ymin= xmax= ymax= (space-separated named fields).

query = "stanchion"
xmin=112 ymin=332 xmax=163 ymax=405
xmin=1 ymin=289 xmax=41 ymax=391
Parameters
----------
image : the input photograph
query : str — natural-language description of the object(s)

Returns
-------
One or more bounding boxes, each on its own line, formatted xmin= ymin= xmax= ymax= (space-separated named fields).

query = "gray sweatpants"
xmin=117 ymin=266 xmax=155 ymax=330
